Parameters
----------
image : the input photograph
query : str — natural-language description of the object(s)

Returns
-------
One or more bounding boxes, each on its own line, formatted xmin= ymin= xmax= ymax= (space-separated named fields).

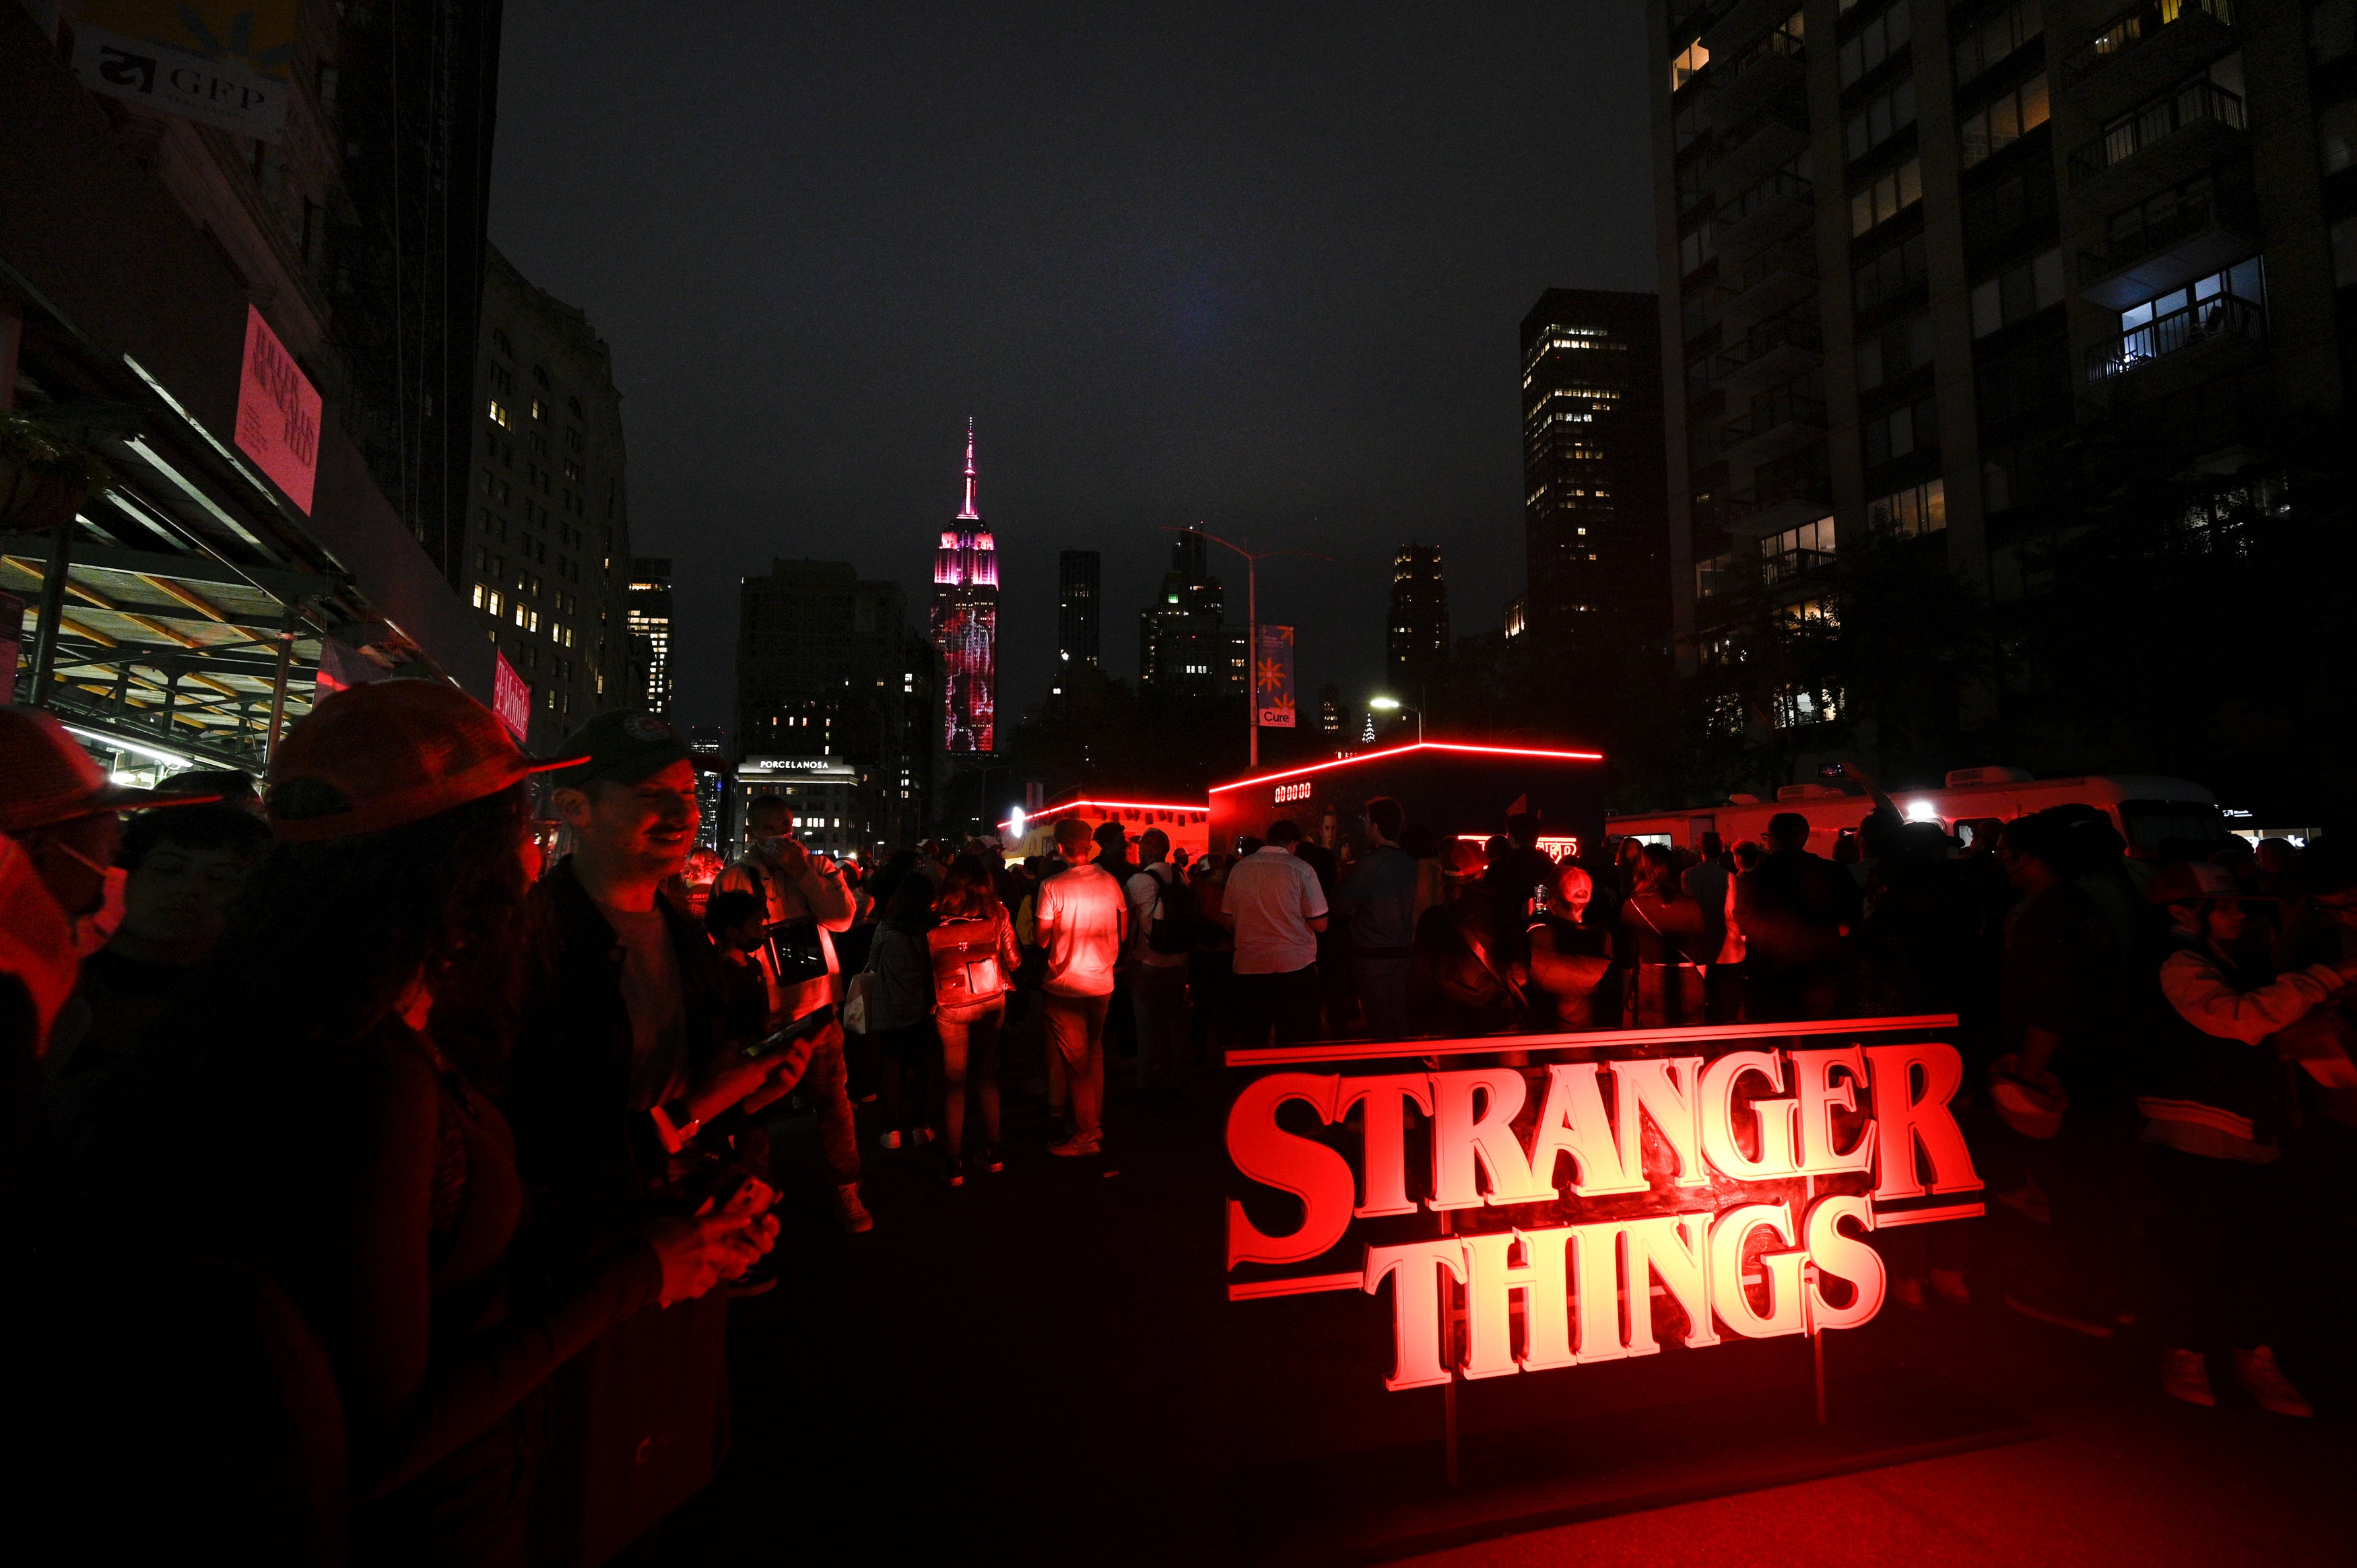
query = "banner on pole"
xmin=492 ymin=651 xmax=531 ymax=743
xmin=1255 ymin=624 xmax=1295 ymax=729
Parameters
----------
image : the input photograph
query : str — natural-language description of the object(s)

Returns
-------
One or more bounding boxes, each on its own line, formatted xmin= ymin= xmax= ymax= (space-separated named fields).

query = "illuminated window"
xmin=531 ymin=399 xmax=545 ymax=421
xmin=1867 ymin=479 xmax=1947 ymax=537
xmin=1958 ymin=75 xmax=2049 ymax=168
xmin=488 ymin=400 xmax=508 ymax=428
xmin=1850 ymin=160 xmax=1923 ymax=236
xmin=1670 ymin=37 xmax=1709 ymax=91
xmin=488 ymin=590 xmax=503 ymax=616
xmin=471 ymin=582 xmax=486 ymax=608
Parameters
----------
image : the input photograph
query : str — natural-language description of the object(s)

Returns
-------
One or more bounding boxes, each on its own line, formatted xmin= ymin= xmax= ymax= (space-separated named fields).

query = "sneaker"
xmin=877 ymin=1129 xmax=902 ymax=1151
xmin=910 ymin=1126 xmax=935 ymax=1147
xmin=2003 ymin=1289 xmax=2114 ymax=1338
xmin=939 ymin=1156 xmax=964 ymax=1188
xmin=2160 ymin=1348 xmax=2214 ymax=1408
xmin=1047 ymin=1130 xmax=1102 ymax=1158
xmin=1931 ymin=1268 xmax=1971 ymax=1305
xmin=1892 ymin=1276 xmax=1927 ymax=1311
xmin=833 ymin=1183 xmax=874 ymax=1234
xmin=2232 ymin=1346 xmax=2313 ymax=1418
xmin=975 ymin=1145 xmax=1004 ymax=1174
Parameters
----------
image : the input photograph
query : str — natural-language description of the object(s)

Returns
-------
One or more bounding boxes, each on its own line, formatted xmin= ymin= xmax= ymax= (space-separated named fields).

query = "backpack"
xmin=1145 ymin=865 xmax=1199 ymax=955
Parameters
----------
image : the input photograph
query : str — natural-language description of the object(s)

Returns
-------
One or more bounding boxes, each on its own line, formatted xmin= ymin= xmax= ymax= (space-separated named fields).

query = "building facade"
xmin=1055 ymin=547 xmax=1100 ymax=696
xmin=1137 ymin=526 xmax=1247 ymax=694
xmin=738 ymin=557 xmax=935 ymax=854
xmin=628 ymin=556 xmax=673 ymax=715
xmin=931 ymin=419 xmax=998 ymax=754
xmin=1651 ymin=0 xmax=2349 ymax=698
xmin=1385 ymin=542 xmax=1451 ymax=697
xmin=1520 ymin=289 xmax=1669 ymax=661
xmin=460 ymin=247 xmax=634 ymax=749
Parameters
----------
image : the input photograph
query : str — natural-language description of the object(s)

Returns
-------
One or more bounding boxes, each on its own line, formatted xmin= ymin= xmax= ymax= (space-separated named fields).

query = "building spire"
xmin=958 ymin=417 xmax=981 ymax=520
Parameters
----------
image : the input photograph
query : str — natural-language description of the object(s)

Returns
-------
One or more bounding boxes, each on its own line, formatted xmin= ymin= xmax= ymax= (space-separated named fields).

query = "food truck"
xmin=1605 ymin=766 xmax=2222 ymax=854
xmin=1209 ymin=741 xmax=1609 ymax=862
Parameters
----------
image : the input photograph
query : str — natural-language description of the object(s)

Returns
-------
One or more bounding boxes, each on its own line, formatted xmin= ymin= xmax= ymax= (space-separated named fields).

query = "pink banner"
xmin=235 ymin=305 xmax=321 ymax=514
xmin=492 ymin=651 xmax=530 ymax=743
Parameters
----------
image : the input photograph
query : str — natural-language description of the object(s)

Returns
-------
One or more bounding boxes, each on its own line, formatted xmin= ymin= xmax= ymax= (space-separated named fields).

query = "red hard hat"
xmin=0 ymin=707 xmax=219 ymax=834
xmin=266 ymin=679 xmax=585 ymax=843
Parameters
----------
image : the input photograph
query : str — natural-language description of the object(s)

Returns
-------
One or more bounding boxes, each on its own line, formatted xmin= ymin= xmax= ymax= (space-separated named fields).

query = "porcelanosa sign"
xmin=1223 ymin=1019 xmax=1983 ymax=1391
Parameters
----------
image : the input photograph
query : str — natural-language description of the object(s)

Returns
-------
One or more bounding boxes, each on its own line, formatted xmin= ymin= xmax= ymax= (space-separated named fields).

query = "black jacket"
xmin=502 ymin=858 xmax=736 ymax=1256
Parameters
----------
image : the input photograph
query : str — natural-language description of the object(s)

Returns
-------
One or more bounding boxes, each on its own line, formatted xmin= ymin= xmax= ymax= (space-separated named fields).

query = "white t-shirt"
xmin=1125 ymin=862 xmax=1190 ymax=969
xmin=1035 ymin=862 xmax=1127 ymax=996
xmin=1223 ymin=847 xmax=1329 ymax=975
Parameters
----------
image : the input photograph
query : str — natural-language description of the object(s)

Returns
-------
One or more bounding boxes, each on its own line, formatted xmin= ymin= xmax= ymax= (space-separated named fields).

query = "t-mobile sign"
xmin=235 ymin=305 xmax=321 ymax=514
xmin=492 ymin=651 xmax=531 ymax=743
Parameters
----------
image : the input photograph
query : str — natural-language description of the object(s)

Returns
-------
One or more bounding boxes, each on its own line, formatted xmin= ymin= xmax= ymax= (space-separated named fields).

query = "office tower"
xmin=1136 ymin=526 xmax=1235 ymax=693
xmin=931 ymin=419 xmax=999 ymax=753
xmin=1520 ymin=289 xmax=1670 ymax=660
xmin=1317 ymin=683 xmax=1347 ymax=737
xmin=1651 ymin=0 xmax=2348 ymax=693
xmin=688 ymin=725 xmax=729 ymax=852
xmin=627 ymin=558 xmax=674 ymax=716
xmin=1055 ymin=549 xmax=1101 ymax=696
xmin=737 ymin=558 xmax=936 ymax=853
xmin=1386 ymin=543 xmax=1451 ymax=695
xmin=459 ymin=248 xmax=638 ymax=745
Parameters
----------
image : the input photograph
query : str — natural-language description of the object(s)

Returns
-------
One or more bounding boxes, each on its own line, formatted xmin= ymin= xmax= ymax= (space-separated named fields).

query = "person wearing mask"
xmin=212 ymin=683 xmax=774 ymax=1565
xmin=1222 ymin=819 xmax=1330 ymax=1048
xmin=1735 ymin=813 xmax=1859 ymax=1022
xmin=1034 ymin=817 xmax=1127 ymax=1157
xmin=507 ymin=710 xmax=816 ymax=1567
xmin=1620 ymin=844 xmax=1711 ymax=1027
xmin=1526 ymin=862 xmax=1615 ymax=1029
xmin=1334 ymin=796 xmax=1418 ymax=1039
xmin=1125 ymin=827 xmax=1191 ymax=1093
xmin=1411 ymin=839 xmax=1527 ymax=1037
xmin=928 ymin=856 xmax=1022 ymax=1180
xmin=715 ymin=792 xmax=865 ymax=1229
xmin=1991 ymin=811 xmax=2129 ymax=1340
xmin=862 ymin=875 xmax=938 ymax=1153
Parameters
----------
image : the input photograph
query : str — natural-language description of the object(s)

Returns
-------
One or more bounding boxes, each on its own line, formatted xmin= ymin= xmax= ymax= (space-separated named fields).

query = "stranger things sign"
xmin=1223 ymin=1018 xmax=1982 ymax=1391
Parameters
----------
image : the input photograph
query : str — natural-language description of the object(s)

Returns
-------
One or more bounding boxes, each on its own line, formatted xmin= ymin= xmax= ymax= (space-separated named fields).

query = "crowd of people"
xmin=5 ymin=681 xmax=2352 ymax=1561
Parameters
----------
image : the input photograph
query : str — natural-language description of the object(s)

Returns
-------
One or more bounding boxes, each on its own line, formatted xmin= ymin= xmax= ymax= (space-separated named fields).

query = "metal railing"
xmin=1719 ymin=168 xmax=1813 ymax=229
xmin=2063 ymin=0 xmax=2235 ymax=89
xmin=2069 ymin=77 xmax=2244 ymax=181
xmin=2086 ymin=294 xmax=2263 ymax=379
xmin=2076 ymin=184 xmax=2257 ymax=286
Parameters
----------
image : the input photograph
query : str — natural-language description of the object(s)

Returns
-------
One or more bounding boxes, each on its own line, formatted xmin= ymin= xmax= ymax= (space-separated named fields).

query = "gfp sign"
xmin=1223 ymin=1018 xmax=1981 ymax=1391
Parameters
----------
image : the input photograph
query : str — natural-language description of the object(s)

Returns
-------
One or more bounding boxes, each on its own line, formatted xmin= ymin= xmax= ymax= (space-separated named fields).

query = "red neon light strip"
xmin=1223 ymin=1014 xmax=1959 ymax=1068
xmin=1224 ymin=1271 xmax=1362 ymax=1301
xmin=1207 ymin=740 xmax=1605 ymax=794
xmin=995 ymin=798 xmax=1207 ymax=831
xmin=1870 ymin=1201 xmax=1986 ymax=1228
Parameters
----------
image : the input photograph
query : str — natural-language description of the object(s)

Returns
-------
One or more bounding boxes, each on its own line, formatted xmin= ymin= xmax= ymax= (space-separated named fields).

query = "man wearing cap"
xmin=714 ymin=791 xmax=867 ymax=1230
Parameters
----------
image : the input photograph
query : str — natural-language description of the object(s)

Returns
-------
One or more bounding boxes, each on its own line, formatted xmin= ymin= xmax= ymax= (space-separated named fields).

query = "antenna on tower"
xmin=958 ymin=417 xmax=981 ymax=520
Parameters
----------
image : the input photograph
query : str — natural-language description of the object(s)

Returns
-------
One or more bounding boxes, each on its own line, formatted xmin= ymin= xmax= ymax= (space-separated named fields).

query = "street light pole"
xmin=1164 ymin=524 xmax=1329 ymax=772
xmin=1368 ymin=695 xmax=1422 ymax=743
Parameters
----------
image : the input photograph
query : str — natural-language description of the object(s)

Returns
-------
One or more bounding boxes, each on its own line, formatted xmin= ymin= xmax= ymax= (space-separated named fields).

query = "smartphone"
xmin=744 ymin=1002 xmax=836 ymax=1060
xmin=1818 ymin=762 xmax=1848 ymax=779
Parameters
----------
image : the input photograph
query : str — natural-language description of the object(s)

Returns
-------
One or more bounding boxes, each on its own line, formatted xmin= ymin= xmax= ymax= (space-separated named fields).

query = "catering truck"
xmin=1209 ymin=741 xmax=1609 ymax=860
xmin=1605 ymin=766 xmax=2221 ymax=854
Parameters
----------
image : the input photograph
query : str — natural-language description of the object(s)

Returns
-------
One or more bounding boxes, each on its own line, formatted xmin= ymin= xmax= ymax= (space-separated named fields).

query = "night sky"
xmin=488 ymin=3 xmax=1655 ymax=732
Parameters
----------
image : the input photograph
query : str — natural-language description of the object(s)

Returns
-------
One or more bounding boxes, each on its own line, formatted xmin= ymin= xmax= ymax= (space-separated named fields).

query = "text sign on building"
xmin=234 ymin=306 xmax=321 ymax=513
xmin=1255 ymin=623 xmax=1296 ymax=729
xmin=492 ymin=651 xmax=531 ymax=743
xmin=68 ymin=0 xmax=298 ymax=141
xmin=1224 ymin=1019 xmax=1981 ymax=1390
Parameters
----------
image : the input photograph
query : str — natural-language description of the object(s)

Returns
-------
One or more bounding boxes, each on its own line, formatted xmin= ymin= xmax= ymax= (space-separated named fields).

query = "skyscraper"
xmin=1521 ymin=289 xmax=1669 ymax=661
xmin=627 ymin=557 xmax=673 ymax=716
xmin=1386 ymin=543 xmax=1451 ymax=695
xmin=1055 ymin=549 xmax=1101 ymax=696
xmin=931 ymin=420 xmax=999 ymax=753
xmin=1137 ymin=526 xmax=1238 ymax=693
xmin=1649 ymin=0 xmax=2349 ymax=695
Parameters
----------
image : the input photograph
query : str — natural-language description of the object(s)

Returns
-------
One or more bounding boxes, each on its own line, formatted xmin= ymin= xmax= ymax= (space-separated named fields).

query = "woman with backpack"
xmin=927 ymin=855 xmax=1021 ymax=1182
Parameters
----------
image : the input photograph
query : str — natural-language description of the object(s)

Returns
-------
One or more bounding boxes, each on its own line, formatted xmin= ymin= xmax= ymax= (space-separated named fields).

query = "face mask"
xmin=755 ymin=836 xmax=788 ymax=857
xmin=53 ymin=840 xmax=130 ymax=957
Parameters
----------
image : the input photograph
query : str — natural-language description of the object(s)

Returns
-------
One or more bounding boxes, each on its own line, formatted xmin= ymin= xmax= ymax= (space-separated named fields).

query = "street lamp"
xmin=1368 ymin=695 xmax=1422 ymax=743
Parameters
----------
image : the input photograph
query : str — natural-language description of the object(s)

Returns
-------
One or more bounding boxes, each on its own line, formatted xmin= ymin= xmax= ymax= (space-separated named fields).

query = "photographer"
xmin=506 ymin=710 xmax=805 ymax=1565
xmin=716 ymin=793 xmax=869 ymax=1232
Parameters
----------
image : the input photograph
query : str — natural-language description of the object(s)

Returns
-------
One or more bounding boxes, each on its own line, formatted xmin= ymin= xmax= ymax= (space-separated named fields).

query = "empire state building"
xmin=931 ymin=419 xmax=998 ymax=753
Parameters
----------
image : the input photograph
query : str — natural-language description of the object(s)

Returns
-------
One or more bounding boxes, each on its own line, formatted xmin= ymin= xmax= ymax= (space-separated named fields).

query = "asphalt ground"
xmin=657 ymin=1062 xmax=2357 ymax=1567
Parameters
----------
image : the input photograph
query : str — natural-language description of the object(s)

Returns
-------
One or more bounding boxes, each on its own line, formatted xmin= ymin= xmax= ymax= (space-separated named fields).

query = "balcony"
xmin=1725 ymin=485 xmax=1832 ymax=540
xmin=1708 ymin=100 xmax=1812 ymax=199
xmin=1715 ymin=168 xmax=1814 ymax=258
xmin=2069 ymin=78 xmax=2245 ymax=203
xmin=2078 ymin=184 xmax=2259 ymax=308
xmin=1716 ymin=236 xmax=1817 ymax=331
xmin=2062 ymin=0 xmax=2236 ymax=118
xmin=1719 ymin=389 xmax=1825 ymax=466
xmin=1702 ymin=20 xmax=1805 ymax=131
xmin=2085 ymin=292 xmax=2263 ymax=380
xmin=1713 ymin=316 xmax=1823 ymax=396
xmin=1702 ymin=0 xmax=1796 ymax=65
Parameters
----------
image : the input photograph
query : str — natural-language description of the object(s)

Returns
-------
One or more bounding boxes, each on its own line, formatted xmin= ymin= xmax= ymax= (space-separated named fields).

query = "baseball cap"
xmin=265 ymin=679 xmax=586 ymax=843
xmin=545 ymin=708 xmax=721 ymax=791
xmin=1440 ymin=838 xmax=1487 ymax=879
xmin=0 ymin=706 xmax=221 ymax=834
